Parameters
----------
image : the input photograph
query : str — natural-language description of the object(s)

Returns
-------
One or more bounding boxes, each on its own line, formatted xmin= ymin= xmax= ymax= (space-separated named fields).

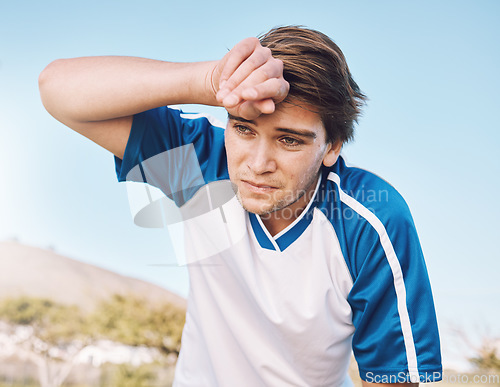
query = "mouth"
xmin=240 ymin=180 xmax=279 ymax=194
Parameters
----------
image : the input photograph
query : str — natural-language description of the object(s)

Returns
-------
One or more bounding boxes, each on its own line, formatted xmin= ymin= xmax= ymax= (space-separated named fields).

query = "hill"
xmin=0 ymin=240 xmax=186 ymax=312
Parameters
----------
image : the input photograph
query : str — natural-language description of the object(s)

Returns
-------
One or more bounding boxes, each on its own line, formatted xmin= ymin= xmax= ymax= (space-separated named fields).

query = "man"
xmin=39 ymin=26 xmax=442 ymax=386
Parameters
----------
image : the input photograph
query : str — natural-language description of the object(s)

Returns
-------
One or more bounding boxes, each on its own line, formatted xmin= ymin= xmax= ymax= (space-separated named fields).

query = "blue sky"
xmin=1 ymin=0 xmax=499 ymax=370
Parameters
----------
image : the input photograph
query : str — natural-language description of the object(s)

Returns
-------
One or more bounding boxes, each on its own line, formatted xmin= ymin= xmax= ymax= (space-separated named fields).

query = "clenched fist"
xmin=210 ymin=37 xmax=289 ymax=120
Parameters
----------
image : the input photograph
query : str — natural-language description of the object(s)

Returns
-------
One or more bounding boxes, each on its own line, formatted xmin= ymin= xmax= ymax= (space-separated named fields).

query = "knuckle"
xmin=279 ymin=81 xmax=290 ymax=99
xmin=241 ymin=37 xmax=259 ymax=49
xmin=258 ymin=48 xmax=272 ymax=63
xmin=251 ymin=49 xmax=269 ymax=66
xmin=259 ymin=66 xmax=271 ymax=79
xmin=270 ymin=64 xmax=282 ymax=78
xmin=273 ymin=58 xmax=284 ymax=70
xmin=268 ymin=77 xmax=280 ymax=87
xmin=247 ymin=37 xmax=260 ymax=45
xmin=260 ymin=62 xmax=280 ymax=78
xmin=260 ymin=46 xmax=272 ymax=57
xmin=269 ymin=78 xmax=282 ymax=94
xmin=248 ymin=55 xmax=262 ymax=67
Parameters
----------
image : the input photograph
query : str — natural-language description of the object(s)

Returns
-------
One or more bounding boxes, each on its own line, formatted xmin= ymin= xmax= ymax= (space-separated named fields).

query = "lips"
xmin=243 ymin=180 xmax=277 ymax=188
xmin=241 ymin=180 xmax=278 ymax=194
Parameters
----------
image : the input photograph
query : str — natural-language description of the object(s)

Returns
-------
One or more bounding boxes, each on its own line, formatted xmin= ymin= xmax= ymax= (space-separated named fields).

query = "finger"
xmin=241 ymin=78 xmax=289 ymax=103
xmin=225 ymin=97 xmax=277 ymax=120
xmin=222 ymin=62 xmax=286 ymax=107
xmin=236 ymin=100 xmax=265 ymax=120
xmin=218 ymin=37 xmax=260 ymax=87
xmin=217 ymin=51 xmax=272 ymax=104
xmin=236 ymin=58 xmax=283 ymax=98
xmin=251 ymin=99 xmax=276 ymax=115
xmin=220 ymin=46 xmax=273 ymax=94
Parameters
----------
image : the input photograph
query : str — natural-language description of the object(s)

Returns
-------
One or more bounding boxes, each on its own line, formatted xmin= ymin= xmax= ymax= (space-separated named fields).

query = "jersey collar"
xmin=249 ymin=173 xmax=322 ymax=252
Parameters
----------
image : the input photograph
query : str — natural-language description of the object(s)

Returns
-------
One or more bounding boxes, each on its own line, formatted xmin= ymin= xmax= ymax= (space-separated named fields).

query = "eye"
xmin=280 ymin=136 xmax=301 ymax=147
xmin=233 ymin=124 xmax=253 ymax=136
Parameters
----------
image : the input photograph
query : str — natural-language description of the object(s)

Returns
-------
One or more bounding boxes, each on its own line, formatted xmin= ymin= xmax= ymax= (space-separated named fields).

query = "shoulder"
xmin=115 ymin=106 xmax=229 ymax=204
xmin=324 ymin=155 xmax=414 ymax=224
xmin=318 ymin=156 xmax=418 ymax=279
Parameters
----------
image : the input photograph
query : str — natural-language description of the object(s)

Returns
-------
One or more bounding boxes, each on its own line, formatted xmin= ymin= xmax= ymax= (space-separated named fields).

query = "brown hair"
xmin=259 ymin=26 xmax=367 ymax=144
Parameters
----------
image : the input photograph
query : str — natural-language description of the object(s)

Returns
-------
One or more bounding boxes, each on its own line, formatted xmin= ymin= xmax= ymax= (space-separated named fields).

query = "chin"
xmin=237 ymin=193 xmax=277 ymax=215
xmin=238 ymin=193 xmax=294 ymax=217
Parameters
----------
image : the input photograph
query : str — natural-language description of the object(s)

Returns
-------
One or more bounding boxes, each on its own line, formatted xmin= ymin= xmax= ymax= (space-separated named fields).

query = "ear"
xmin=322 ymin=141 xmax=342 ymax=167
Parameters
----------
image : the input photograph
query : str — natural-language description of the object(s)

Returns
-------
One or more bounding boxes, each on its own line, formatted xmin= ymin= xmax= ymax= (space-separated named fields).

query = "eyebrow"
xmin=228 ymin=114 xmax=255 ymax=125
xmin=276 ymin=127 xmax=317 ymax=139
xmin=227 ymin=114 xmax=317 ymax=139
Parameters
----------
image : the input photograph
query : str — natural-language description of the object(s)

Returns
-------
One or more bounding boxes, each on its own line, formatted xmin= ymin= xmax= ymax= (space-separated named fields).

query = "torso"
xmin=172 ymin=176 xmax=356 ymax=387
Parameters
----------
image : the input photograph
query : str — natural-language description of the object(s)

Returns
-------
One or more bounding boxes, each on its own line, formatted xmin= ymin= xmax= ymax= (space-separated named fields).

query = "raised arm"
xmin=38 ymin=38 xmax=288 ymax=159
xmin=39 ymin=58 xmax=217 ymax=158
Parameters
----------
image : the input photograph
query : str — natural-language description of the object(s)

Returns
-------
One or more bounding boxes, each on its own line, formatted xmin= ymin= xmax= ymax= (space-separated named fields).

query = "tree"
xmin=0 ymin=296 xmax=95 ymax=387
xmin=469 ymin=341 xmax=500 ymax=374
xmin=110 ymin=364 xmax=156 ymax=387
xmin=0 ymin=294 xmax=186 ymax=386
xmin=91 ymin=294 xmax=185 ymax=356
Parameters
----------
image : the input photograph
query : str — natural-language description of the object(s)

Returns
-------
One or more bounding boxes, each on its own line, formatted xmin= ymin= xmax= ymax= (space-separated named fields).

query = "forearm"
xmin=39 ymin=56 xmax=218 ymax=124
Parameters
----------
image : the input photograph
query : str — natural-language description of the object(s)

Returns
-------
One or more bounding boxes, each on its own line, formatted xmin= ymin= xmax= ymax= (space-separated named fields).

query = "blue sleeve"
xmin=114 ymin=106 xmax=228 ymax=206
xmin=332 ymin=163 xmax=442 ymax=383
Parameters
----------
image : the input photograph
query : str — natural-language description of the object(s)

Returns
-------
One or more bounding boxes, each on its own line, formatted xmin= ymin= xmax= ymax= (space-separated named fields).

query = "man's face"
xmin=225 ymin=102 xmax=340 ymax=219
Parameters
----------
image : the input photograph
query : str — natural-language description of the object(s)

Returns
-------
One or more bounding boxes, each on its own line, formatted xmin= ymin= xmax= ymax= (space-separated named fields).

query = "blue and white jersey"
xmin=115 ymin=106 xmax=442 ymax=386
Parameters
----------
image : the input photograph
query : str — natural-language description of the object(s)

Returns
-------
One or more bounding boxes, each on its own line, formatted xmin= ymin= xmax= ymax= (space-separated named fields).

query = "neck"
xmin=260 ymin=207 xmax=303 ymax=237
xmin=260 ymin=177 xmax=319 ymax=237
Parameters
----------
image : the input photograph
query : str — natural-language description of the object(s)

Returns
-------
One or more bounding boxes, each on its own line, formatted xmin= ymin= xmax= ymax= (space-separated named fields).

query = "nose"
xmin=247 ymin=140 xmax=277 ymax=174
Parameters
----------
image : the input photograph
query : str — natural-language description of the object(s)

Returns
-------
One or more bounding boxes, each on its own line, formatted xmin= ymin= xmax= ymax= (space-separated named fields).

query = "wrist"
xmin=200 ymin=60 xmax=221 ymax=107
